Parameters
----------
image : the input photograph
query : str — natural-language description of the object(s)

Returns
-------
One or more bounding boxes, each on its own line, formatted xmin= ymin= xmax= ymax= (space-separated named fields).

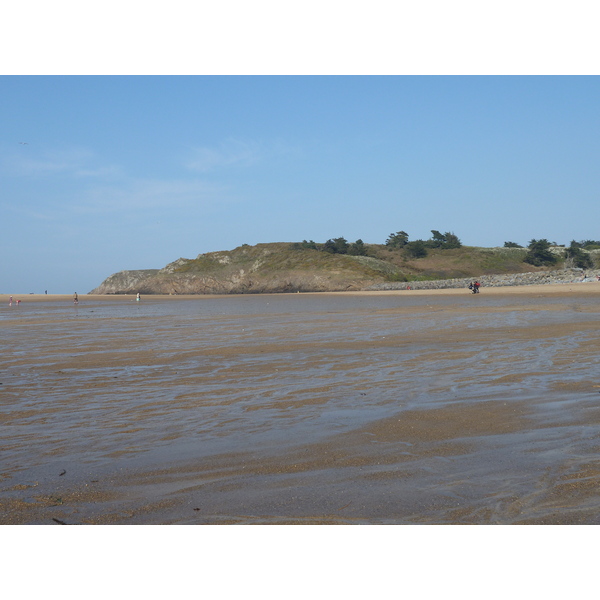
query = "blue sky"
xmin=2 ymin=75 xmax=600 ymax=293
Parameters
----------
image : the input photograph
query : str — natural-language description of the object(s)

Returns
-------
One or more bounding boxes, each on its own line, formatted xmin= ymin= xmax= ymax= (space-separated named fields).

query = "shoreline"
xmin=2 ymin=280 xmax=600 ymax=302
xmin=3 ymin=281 xmax=600 ymax=524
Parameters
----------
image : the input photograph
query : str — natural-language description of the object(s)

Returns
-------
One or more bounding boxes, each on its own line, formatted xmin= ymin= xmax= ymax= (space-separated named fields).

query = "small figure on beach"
xmin=9 ymin=295 xmax=13 ymax=306
xmin=73 ymin=292 xmax=78 ymax=305
xmin=468 ymin=282 xmax=480 ymax=294
xmin=136 ymin=293 xmax=141 ymax=302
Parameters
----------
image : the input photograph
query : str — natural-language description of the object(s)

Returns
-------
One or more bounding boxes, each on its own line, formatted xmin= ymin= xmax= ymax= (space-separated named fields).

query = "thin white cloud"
xmin=1 ymin=145 xmax=121 ymax=180
xmin=1 ymin=176 xmax=231 ymax=225
xmin=0 ymin=143 xmax=236 ymax=223
xmin=2 ymin=202 xmax=58 ymax=221
xmin=186 ymin=138 xmax=262 ymax=173
xmin=73 ymin=177 xmax=231 ymax=214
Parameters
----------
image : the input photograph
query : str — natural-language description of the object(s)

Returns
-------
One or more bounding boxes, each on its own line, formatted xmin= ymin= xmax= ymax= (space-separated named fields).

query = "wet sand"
xmin=1 ymin=283 xmax=600 ymax=524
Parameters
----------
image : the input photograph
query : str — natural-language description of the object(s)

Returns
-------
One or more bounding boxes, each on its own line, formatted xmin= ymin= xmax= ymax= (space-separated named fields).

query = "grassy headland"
xmin=90 ymin=241 xmax=599 ymax=295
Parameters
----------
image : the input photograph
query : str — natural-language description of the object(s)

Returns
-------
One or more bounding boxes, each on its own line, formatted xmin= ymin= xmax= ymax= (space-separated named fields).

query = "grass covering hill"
xmin=169 ymin=243 xmax=401 ymax=278
xmin=170 ymin=243 xmax=541 ymax=283
xmin=90 ymin=240 xmax=595 ymax=295
xmin=369 ymin=245 xmax=534 ymax=280
xmin=154 ymin=242 xmax=405 ymax=293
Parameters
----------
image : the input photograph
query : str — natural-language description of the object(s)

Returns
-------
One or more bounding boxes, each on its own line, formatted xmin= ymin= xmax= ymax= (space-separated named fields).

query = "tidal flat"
xmin=1 ymin=285 xmax=600 ymax=524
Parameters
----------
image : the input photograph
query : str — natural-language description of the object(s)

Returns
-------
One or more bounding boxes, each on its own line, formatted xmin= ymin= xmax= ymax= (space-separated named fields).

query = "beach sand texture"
xmin=1 ymin=284 xmax=600 ymax=524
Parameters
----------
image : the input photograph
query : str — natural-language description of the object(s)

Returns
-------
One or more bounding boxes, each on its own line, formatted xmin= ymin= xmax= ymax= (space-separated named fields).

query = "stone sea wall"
xmin=368 ymin=268 xmax=600 ymax=291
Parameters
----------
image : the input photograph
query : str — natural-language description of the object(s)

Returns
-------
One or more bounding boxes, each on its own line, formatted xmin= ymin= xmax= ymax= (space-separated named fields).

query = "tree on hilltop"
xmin=504 ymin=241 xmax=523 ymax=248
xmin=323 ymin=237 xmax=350 ymax=254
xmin=426 ymin=230 xmax=462 ymax=249
xmin=405 ymin=240 xmax=428 ymax=258
xmin=440 ymin=231 xmax=462 ymax=249
xmin=581 ymin=239 xmax=600 ymax=250
xmin=564 ymin=241 xmax=593 ymax=269
xmin=290 ymin=240 xmax=318 ymax=250
xmin=523 ymin=239 xmax=558 ymax=267
xmin=348 ymin=239 xmax=368 ymax=256
xmin=386 ymin=231 xmax=409 ymax=248
xmin=427 ymin=230 xmax=446 ymax=248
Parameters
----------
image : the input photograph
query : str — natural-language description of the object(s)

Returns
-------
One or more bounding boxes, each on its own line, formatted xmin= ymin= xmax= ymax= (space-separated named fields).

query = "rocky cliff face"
xmin=90 ymin=270 xmax=161 ymax=294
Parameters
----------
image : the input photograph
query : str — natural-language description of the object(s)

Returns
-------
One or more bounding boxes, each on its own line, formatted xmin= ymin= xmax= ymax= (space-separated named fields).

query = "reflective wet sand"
xmin=1 ymin=285 xmax=600 ymax=524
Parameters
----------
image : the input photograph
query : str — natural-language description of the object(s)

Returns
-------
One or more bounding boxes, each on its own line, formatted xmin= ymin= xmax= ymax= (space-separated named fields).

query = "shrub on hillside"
xmin=524 ymin=239 xmax=558 ymax=267
xmin=323 ymin=237 xmax=350 ymax=254
xmin=564 ymin=241 xmax=593 ymax=269
xmin=581 ymin=239 xmax=600 ymax=250
xmin=385 ymin=231 xmax=409 ymax=248
xmin=348 ymin=239 xmax=368 ymax=256
xmin=405 ymin=240 xmax=428 ymax=258
xmin=426 ymin=230 xmax=462 ymax=249
xmin=290 ymin=240 xmax=317 ymax=250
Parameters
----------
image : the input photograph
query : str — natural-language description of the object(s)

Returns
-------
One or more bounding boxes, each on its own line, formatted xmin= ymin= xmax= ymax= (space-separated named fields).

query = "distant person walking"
xmin=73 ymin=292 xmax=78 ymax=305
xmin=136 ymin=292 xmax=141 ymax=302
xmin=9 ymin=295 xmax=13 ymax=306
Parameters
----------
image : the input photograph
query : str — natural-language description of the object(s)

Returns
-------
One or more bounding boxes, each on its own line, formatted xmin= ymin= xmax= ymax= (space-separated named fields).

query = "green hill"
xmin=90 ymin=241 xmax=598 ymax=295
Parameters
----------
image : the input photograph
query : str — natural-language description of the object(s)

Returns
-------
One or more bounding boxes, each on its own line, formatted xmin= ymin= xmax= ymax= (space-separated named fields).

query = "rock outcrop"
xmin=90 ymin=270 xmax=160 ymax=294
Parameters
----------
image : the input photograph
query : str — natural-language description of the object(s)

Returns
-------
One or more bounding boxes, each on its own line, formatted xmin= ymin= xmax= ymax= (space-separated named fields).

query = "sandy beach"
xmin=1 ymin=282 xmax=600 ymax=524
xmin=3 ymin=280 xmax=600 ymax=301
